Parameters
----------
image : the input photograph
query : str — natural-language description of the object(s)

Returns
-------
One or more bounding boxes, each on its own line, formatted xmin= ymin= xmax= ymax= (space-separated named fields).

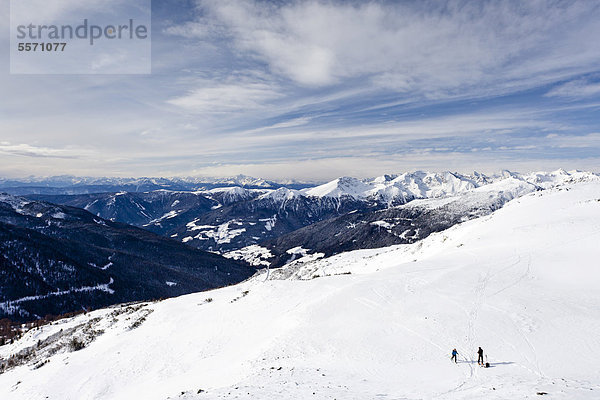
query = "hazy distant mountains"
xmin=0 ymin=174 xmax=315 ymax=195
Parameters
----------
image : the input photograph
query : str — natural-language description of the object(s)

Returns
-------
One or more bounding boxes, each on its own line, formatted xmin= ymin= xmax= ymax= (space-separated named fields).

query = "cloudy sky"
xmin=1 ymin=0 xmax=600 ymax=180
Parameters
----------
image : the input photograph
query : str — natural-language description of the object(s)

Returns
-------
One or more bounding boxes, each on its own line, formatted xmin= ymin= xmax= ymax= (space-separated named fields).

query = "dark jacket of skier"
xmin=477 ymin=347 xmax=484 ymax=365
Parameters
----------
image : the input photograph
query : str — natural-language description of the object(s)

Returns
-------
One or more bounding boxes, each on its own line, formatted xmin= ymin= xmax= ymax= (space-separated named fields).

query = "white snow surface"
xmin=257 ymin=187 xmax=302 ymax=202
xmin=223 ymin=245 xmax=274 ymax=267
xmin=199 ymin=186 xmax=266 ymax=203
xmin=303 ymin=176 xmax=374 ymax=198
xmin=146 ymin=210 xmax=180 ymax=225
xmin=259 ymin=215 xmax=277 ymax=231
xmin=1 ymin=182 xmax=600 ymax=399
xmin=404 ymin=176 xmax=539 ymax=212
xmin=184 ymin=219 xmax=246 ymax=244
xmin=283 ymin=250 xmax=326 ymax=268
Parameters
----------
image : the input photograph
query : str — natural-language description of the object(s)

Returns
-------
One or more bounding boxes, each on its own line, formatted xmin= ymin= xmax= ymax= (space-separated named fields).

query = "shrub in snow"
xmin=69 ymin=337 xmax=86 ymax=352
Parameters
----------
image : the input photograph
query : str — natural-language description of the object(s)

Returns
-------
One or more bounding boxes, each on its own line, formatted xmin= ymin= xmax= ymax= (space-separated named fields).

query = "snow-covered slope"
xmin=199 ymin=187 xmax=266 ymax=205
xmin=521 ymin=168 xmax=597 ymax=189
xmin=303 ymin=171 xmax=479 ymax=202
xmin=1 ymin=181 xmax=599 ymax=399
xmin=303 ymin=176 xmax=374 ymax=198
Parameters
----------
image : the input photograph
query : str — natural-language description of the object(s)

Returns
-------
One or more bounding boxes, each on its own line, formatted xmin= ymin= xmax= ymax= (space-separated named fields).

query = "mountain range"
xmin=0 ymin=194 xmax=254 ymax=322
xmin=0 ymin=175 xmax=313 ymax=195
xmin=2 ymin=169 xmax=597 ymax=321
xmin=22 ymin=169 xmax=599 ymax=263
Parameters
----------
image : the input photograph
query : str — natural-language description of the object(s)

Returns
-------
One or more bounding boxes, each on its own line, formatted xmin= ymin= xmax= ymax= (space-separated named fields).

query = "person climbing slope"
xmin=477 ymin=347 xmax=484 ymax=365
xmin=451 ymin=348 xmax=458 ymax=363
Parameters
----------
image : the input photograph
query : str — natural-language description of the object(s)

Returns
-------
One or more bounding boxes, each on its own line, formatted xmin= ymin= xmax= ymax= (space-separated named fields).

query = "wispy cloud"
xmin=0 ymin=142 xmax=80 ymax=158
xmin=236 ymin=116 xmax=313 ymax=135
xmin=546 ymin=79 xmax=600 ymax=98
xmin=546 ymin=132 xmax=600 ymax=148
xmin=167 ymin=81 xmax=282 ymax=113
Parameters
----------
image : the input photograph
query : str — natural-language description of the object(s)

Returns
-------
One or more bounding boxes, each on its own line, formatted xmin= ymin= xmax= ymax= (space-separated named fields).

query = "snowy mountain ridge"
xmin=2 ymin=169 xmax=597 ymax=197
xmin=302 ymin=169 xmax=598 ymax=203
xmin=0 ymin=174 xmax=273 ymax=188
xmin=248 ymin=175 xmax=543 ymax=267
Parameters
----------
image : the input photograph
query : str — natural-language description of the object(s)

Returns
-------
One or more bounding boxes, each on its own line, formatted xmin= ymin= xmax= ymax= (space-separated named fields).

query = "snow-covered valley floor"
xmin=1 ymin=182 xmax=599 ymax=399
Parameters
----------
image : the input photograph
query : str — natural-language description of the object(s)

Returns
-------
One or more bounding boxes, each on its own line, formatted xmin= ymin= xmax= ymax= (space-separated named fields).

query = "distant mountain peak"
xmin=259 ymin=187 xmax=303 ymax=201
